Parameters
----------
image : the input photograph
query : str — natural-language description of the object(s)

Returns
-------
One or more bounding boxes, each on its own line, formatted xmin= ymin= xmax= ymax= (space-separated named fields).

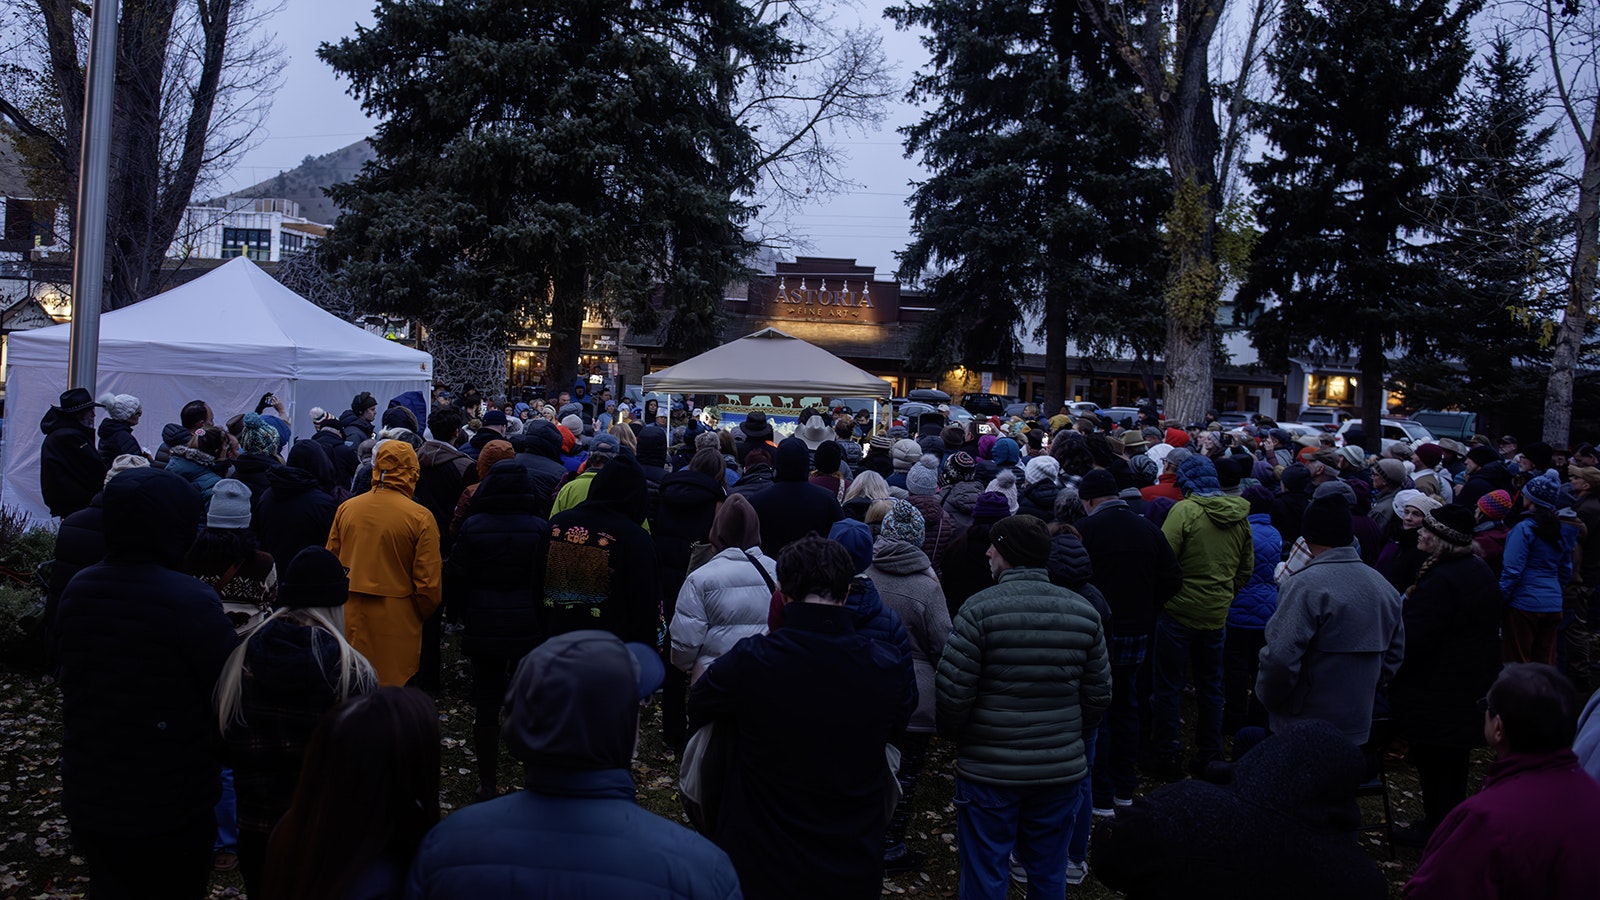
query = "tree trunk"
xmin=1544 ymin=126 xmax=1600 ymax=447
xmin=1361 ymin=332 xmax=1386 ymax=456
xmin=1163 ymin=318 xmax=1212 ymax=426
xmin=546 ymin=276 xmax=587 ymax=403
xmin=1043 ymin=287 xmax=1069 ymax=414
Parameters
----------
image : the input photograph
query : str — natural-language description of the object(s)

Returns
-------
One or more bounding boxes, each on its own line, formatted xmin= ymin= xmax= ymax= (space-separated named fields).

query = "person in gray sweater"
xmin=1257 ymin=494 xmax=1405 ymax=745
xmin=866 ymin=500 xmax=952 ymax=873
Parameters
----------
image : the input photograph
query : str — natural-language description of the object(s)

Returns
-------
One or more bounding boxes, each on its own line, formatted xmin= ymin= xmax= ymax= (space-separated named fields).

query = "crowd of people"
xmin=32 ymin=383 xmax=1600 ymax=898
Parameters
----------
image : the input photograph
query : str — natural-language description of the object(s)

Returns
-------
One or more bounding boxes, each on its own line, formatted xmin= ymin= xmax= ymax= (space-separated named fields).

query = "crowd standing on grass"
xmin=35 ymin=384 xmax=1600 ymax=899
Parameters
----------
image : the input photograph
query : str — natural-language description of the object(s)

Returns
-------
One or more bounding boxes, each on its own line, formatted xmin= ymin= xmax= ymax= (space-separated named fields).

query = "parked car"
xmin=1099 ymin=406 xmax=1143 ymax=427
xmin=1296 ymin=406 xmax=1348 ymax=431
xmin=1335 ymin=418 xmax=1435 ymax=452
xmin=1215 ymin=412 xmax=1251 ymax=426
xmin=1408 ymin=409 xmax=1478 ymax=443
xmin=961 ymin=392 xmax=1009 ymax=416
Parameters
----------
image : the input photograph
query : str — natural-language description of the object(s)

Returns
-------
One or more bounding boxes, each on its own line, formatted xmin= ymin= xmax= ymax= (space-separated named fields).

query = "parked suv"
xmin=1335 ymin=418 xmax=1435 ymax=452
xmin=1409 ymin=409 xmax=1478 ymax=443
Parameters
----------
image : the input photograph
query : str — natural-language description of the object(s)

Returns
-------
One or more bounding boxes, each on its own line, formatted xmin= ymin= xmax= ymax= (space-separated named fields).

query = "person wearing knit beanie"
xmin=971 ymin=491 xmax=1012 ymax=525
xmin=1393 ymin=488 xmax=1440 ymax=520
xmin=985 ymin=468 xmax=1019 ymax=513
xmin=1374 ymin=458 xmax=1408 ymax=489
xmin=881 ymin=498 xmax=927 ymax=547
xmin=104 ymin=453 xmax=151 ymax=486
xmin=1477 ymin=489 xmax=1515 ymax=522
xmin=907 ymin=454 xmax=941 ymax=496
xmin=988 ymin=514 xmax=1052 ymax=568
xmin=942 ymin=425 xmax=967 ymax=451
xmin=1025 ymin=454 xmax=1060 ymax=486
xmin=1420 ymin=504 xmax=1474 ymax=548
xmin=239 ymin=412 xmax=280 ymax=458
xmin=990 ymin=436 xmax=1022 ymax=469
xmin=1466 ymin=444 xmax=1499 ymax=467
xmin=892 ymin=439 xmax=923 ymax=473
xmin=944 ymin=450 xmax=976 ymax=483
xmin=1414 ymin=443 xmax=1444 ymax=470
xmin=814 ymin=440 xmax=844 ymax=477
xmin=1301 ymin=493 xmax=1354 ymax=548
xmin=1522 ymin=473 xmax=1561 ymax=510
xmin=208 ymin=478 xmax=254 ymax=529
xmin=96 ymin=392 xmax=142 ymax=422
xmin=1079 ymin=468 xmax=1117 ymax=502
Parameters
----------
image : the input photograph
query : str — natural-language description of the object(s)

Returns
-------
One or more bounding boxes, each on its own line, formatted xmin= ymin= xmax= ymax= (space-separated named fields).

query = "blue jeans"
xmin=213 ymin=766 xmax=237 ymax=854
xmin=1069 ymin=724 xmax=1100 ymax=864
xmin=954 ymin=775 xmax=1080 ymax=900
xmin=1152 ymin=613 xmax=1225 ymax=764
xmin=1093 ymin=661 xmax=1142 ymax=806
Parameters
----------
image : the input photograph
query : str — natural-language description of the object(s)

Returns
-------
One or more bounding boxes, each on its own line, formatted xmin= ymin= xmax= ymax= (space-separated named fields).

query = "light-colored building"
xmin=169 ymin=198 xmax=327 ymax=263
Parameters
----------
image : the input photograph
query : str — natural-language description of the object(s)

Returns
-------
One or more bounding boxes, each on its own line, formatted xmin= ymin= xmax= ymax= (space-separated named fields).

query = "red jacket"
xmin=1141 ymin=473 xmax=1184 ymax=504
xmin=1406 ymin=749 xmax=1600 ymax=899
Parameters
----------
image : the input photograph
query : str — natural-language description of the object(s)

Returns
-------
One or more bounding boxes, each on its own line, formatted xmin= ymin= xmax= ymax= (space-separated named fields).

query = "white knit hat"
xmin=96 ymin=392 xmax=141 ymax=421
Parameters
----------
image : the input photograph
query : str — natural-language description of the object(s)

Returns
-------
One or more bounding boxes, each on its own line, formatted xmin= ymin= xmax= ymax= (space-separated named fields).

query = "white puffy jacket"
xmin=669 ymin=547 xmax=778 ymax=675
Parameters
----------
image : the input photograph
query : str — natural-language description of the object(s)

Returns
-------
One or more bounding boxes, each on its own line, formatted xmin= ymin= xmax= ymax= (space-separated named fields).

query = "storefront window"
xmin=1306 ymin=373 xmax=1356 ymax=407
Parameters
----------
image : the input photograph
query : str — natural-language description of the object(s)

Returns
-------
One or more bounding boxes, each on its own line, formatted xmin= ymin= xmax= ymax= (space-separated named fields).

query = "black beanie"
xmin=276 ymin=547 xmax=350 ymax=609
xmin=814 ymin=440 xmax=843 ymax=475
xmin=989 ymin=514 xmax=1052 ymax=568
xmin=1301 ymin=494 xmax=1353 ymax=548
xmin=1080 ymin=468 xmax=1118 ymax=501
xmin=1467 ymin=445 xmax=1498 ymax=466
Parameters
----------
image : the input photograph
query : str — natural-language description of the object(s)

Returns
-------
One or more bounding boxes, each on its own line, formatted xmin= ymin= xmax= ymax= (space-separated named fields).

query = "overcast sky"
xmin=218 ymin=0 xmax=932 ymax=279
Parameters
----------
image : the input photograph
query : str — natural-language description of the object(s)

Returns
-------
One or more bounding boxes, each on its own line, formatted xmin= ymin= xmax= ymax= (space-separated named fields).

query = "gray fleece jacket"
xmin=1256 ymin=545 xmax=1405 ymax=744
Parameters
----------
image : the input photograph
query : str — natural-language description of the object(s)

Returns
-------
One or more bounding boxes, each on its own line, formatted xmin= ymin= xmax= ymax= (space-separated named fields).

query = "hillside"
xmin=209 ymin=139 xmax=374 ymax=224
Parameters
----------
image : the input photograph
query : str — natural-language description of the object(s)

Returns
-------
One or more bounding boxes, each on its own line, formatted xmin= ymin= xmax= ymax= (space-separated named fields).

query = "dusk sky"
xmin=218 ymin=0 xmax=933 ymax=278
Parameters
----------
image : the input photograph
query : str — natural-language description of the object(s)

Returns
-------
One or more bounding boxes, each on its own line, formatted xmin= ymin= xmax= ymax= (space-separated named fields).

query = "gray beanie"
xmin=892 ymin=439 xmax=923 ymax=472
xmin=207 ymin=478 xmax=253 ymax=529
xmin=906 ymin=454 xmax=941 ymax=495
xmin=588 ymin=432 xmax=621 ymax=460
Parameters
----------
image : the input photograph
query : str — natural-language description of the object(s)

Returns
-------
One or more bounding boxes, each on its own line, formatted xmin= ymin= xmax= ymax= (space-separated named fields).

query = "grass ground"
xmin=0 ymin=640 xmax=1481 ymax=899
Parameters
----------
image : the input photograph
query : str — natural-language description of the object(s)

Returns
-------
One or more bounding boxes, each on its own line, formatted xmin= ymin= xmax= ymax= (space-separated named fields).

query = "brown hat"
xmin=989 ymin=514 xmax=1051 ymax=568
xmin=1309 ymin=449 xmax=1343 ymax=471
xmin=1119 ymin=431 xmax=1147 ymax=452
xmin=1572 ymin=466 xmax=1600 ymax=490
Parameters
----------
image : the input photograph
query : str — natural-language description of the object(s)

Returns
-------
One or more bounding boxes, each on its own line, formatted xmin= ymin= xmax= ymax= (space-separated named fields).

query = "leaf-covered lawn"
xmin=0 ymin=644 xmax=1450 ymax=898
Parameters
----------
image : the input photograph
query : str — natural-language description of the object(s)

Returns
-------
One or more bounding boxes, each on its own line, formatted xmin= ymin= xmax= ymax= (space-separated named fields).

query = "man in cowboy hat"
xmin=40 ymin=387 xmax=109 ymax=518
xmin=735 ymin=410 xmax=775 ymax=463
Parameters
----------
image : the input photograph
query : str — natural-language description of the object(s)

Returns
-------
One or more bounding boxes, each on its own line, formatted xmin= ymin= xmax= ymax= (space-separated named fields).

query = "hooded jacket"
xmin=310 ymin=425 xmax=361 ymax=489
xmin=866 ymin=538 xmax=950 ymax=733
xmin=1257 ymin=546 xmax=1404 ymax=744
xmin=256 ymin=442 xmax=340 ymax=573
xmin=326 ymin=441 xmax=443 ymax=686
xmin=941 ymin=480 xmax=984 ymax=528
xmin=447 ymin=461 xmax=548 ymax=660
xmin=96 ymin=416 xmax=144 ymax=466
xmin=450 ymin=440 xmax=516 ymax=536
xmin=339 ymin=408 xmax=374 ymax=446
xmin=728 ymin=462 xmax=775 ymax=498
xmin=545 ymin=454 xmax=663 ymax=646
xmin=409 ymin=632 xmax=742 ymax=900
xmin=511 ymin=420 xmax=568 ymax=518
xmin=40 ymin=407 xmax=107 ymax=518
xmin=1093 ymin=720 xmax=1388 ymax=900
xmin=164 ymin=444 xmax=225 ymax=500
xmin=636 ymin=425 xmax=670 ymax=524
xmin=55 ymin=468 xmax=238 ymax=834
xmin=745 ymin=438 xmax=845 ymax=555
xmin=1499 ymin=518 xmax=1580 ymax=614
xmin=413 ymin=439 xmax=475 ymax=551
xmin=906 ymin=492 xmax=958 ymax=573
xmin=153 ymin=422 xmax=192 ymax=469
xmin=229 ymin=452 xmax=281 ymax=528
xmin=935 ymin=566 xmax=1111 ymax=787
xmin=1229 ymin=512 xmax=1282 ymax=630
xmin=1160 ymin=493 xmax=1254 ymax=630
xmin=652 ymin=469 xmax=728 ymax=618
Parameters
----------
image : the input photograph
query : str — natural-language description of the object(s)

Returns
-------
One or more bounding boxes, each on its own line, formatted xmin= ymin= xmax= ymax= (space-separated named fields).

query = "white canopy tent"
xmin=2 ymin=257 xmax=432 ymax=524
xmin=641 ymin=328 xmax=892 ymax=399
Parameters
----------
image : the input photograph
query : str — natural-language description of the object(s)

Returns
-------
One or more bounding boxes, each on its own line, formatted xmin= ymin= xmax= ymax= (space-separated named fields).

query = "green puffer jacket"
xmin=934 ymin=567 xmax=1111 ymax=788
xmin=1160 ymin=494 xmax=1253 ymax=631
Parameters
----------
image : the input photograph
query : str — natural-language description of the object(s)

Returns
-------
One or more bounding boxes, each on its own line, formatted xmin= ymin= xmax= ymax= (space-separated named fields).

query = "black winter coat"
xmin=414 ymin=441 xmax=474 ymax=553
xmin=1017 ymin=479 xmax=1060 ymax=521
xmin=40 ymin=409 xmax=106 ymax=518
xmin=1456 ymin=461 xmax=1515 ymax=511
xmin=1047 ymin=529 xmax=1114 ymax=630
xmin=511 ymin=421 xmax=567 ymax=519
xmin=256 ymin=463 xmax=338 ymax=576
xmin=338 ymin=409 xmax=373 ymax=446
xmin=1073 ymin=500 xmax=1182 ymax=637
xmin=96 ymin=418 xmax=143 ymax=466
xmin=688 ymin=601 xmax=913 ymax=900
xmin=940 ymin=523 xmax=996 ymax=618
xmin=309 ymin=427 xmax=360 ymax=489
xmin=746 ymin=439 xmax=844 ymax=555
xmin=229 ymin=453 xmax=280 ymax=528
xmin=653 ymin=470 xmax=726 ymax=616
xmin=728 ymin=464 xmax=775 ymax=498
xmin=447 ymin=463 xmax=548 ymax=659
xmin=55 ymin=468 xmax=237 ymax=834
xmin=1389 ymin=553 xmax=1502 ymax=748
xmin=544 ymin=455 xmax=663 ymax=645
xmin=1271 ymin=489 xmax=1311 ymax=549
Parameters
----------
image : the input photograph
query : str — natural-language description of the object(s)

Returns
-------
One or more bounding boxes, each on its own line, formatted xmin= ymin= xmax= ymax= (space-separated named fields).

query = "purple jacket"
xmin=1405 ymin=749 xmax=1600 ymax=899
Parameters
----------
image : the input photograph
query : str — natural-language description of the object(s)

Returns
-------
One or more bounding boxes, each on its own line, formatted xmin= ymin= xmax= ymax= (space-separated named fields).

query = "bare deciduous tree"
xmin=0 ymin=0 xmax=284 ymax=308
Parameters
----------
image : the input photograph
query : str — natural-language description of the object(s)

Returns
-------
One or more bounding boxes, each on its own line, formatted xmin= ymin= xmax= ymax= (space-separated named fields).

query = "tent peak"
xmin=742 ymin=328 xmax=797 ymax=340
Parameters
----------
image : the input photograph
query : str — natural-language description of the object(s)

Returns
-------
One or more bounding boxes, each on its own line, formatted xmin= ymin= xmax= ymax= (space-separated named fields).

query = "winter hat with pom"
xmin=96 ymin=392 xmax=141 ymax=421
xmin=907 ymin=454 xmax=941 ymax=496
xmin=986 ymin=468 xmax=1019 ymax=513
xmin=239 ymin=412 xmax=280 ymax=457
xmin=991 ymin=436 xmax=1021 ymax=468
xmin=971 ymin=491 xmax=1012 ymax=525
xmin=1523 ymin=473 xmax=1561 ymax=510
xmin=1025 ymin=454 xmax=1060 ymax=486
xmin=881 ymin=498 xmax=927 ymax=546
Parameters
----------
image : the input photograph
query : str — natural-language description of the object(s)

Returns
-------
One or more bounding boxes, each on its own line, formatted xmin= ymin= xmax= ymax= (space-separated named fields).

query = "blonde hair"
xmin=864 ymin=498 xmax=895 ymax=528
xmin=843 ymin=470 xmax=890 ymax=505
xmin=611 ymin=422 xmax=638 ymax=452
xmin=214 ymin=605 xmax=376 ymax=733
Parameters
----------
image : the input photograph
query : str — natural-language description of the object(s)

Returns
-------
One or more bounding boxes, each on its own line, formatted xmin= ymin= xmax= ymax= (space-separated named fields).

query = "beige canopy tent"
xmin=640 ymin=327 xmax=892 ymax=398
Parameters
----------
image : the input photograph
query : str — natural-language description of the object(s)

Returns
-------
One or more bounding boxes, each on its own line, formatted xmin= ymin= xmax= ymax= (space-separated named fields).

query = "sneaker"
xmin=1091 ymin=805 xmax=1116 ymax=817
xmin=1009 ymin=852 xmax=1028 ymax=886
xmin=1114 ymin=796 xmax=1134 ymax=808
xmin=883 ymin=848 xmax=925 ymax=875
xmin=1065 ymin=860 xmax=1089 ymax=885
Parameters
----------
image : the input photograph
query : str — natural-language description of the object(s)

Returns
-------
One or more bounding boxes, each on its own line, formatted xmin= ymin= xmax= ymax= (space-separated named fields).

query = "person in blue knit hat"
xmin=1500 ymin=473 xmax=1579 ymax=664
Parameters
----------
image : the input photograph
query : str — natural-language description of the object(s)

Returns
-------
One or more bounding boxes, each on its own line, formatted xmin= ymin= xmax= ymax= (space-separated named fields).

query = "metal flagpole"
xmin=68 ymin=0 xmax=119 ymax=392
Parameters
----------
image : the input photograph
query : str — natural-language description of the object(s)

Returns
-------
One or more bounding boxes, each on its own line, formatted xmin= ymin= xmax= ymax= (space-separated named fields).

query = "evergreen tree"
xmin=887 ymin=0 xmax=1168 ymax=410
xmin=1396 ymin=36 xmax=1571 ymax=430
xmin=317 ymin=0 xmax=784 ymax=393
xmin=1239 ymin=0 xmax=1482 ymax=450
